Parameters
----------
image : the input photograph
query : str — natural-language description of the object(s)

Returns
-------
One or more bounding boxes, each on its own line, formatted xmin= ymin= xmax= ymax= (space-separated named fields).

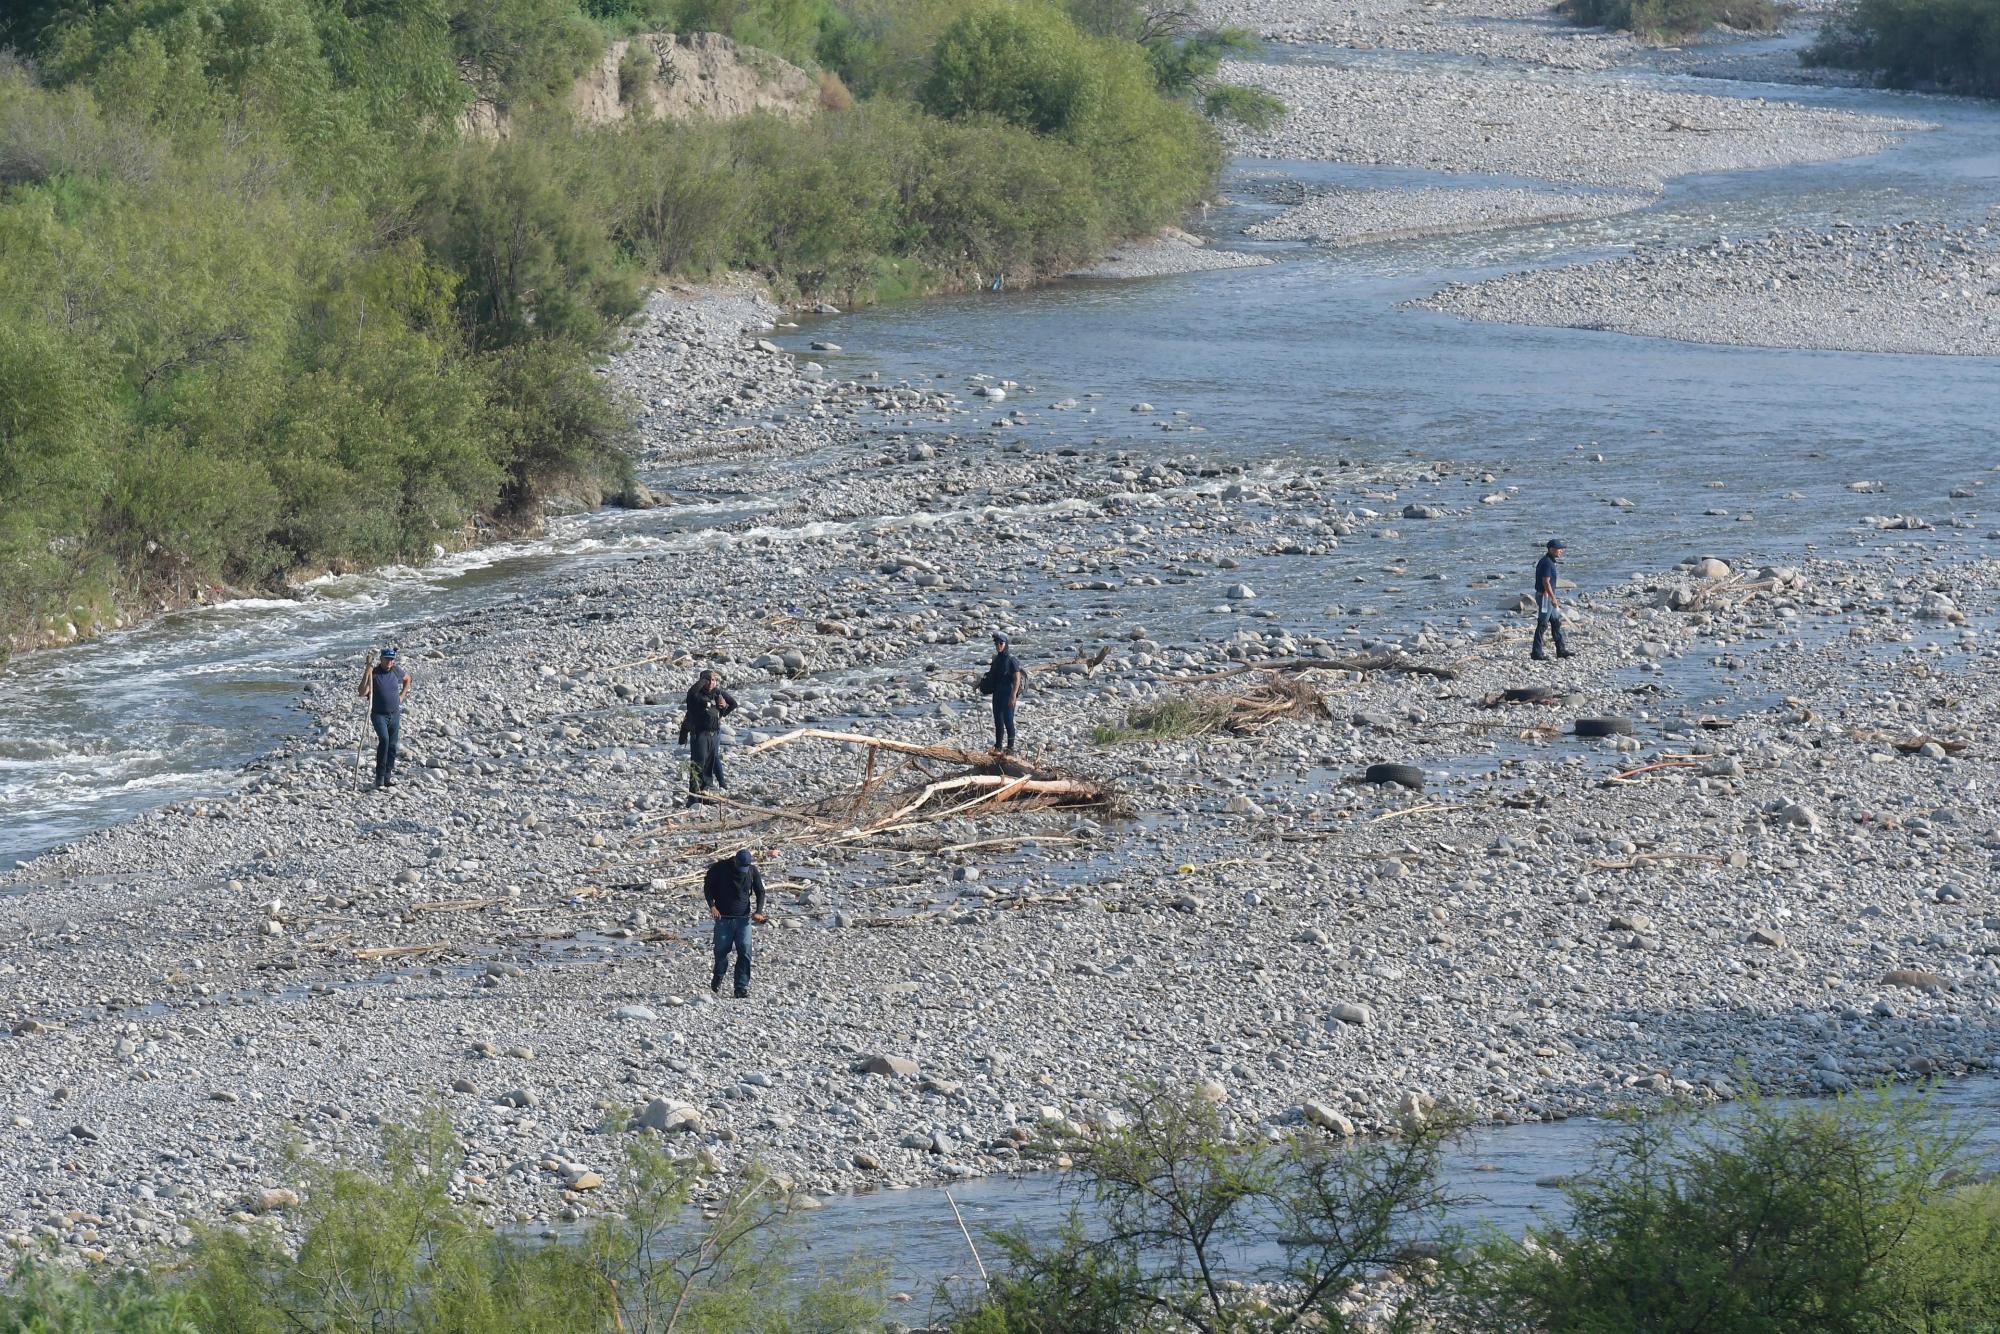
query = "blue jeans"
xmin=371 ymin=712 xmax=400 ymax=785
xmin=992 ymin=697 xmax=1017 ymax=750
xmin=712 ymin=917 xmax=752 ymax=994
xmin=689 ymin=731 xmax=725 ymax=794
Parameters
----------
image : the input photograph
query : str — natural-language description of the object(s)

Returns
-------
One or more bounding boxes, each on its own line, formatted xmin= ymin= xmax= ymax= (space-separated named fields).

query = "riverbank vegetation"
xmin=1559 ymin=0 xmax=1777 ymax=41
xmin=1808 ymin=0 xmax=2000 ymax=99
xmin=946 ymin=1083 xmax=2000 ymax=1331
xmin=0 ymin=1112 xmax=880 ymax=1332
xmin=10 ymin=1086 xmax=1999 ymax=1331
xmin=0 ymin=0 xmax=1254 ymax=656
xmin=1560 ymin=0 xmax=1784 ymax=40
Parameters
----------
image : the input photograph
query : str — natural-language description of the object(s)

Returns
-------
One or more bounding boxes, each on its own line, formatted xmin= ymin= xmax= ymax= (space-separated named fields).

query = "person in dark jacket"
xmin=357 ymin=646 xmax=412 ymax=789
xmin=981 ymin=633 xmax=1024 ymax=752
xmin=702 ymin=848 xmax=766 ymax=997
xmin=1532 ymin=539 xmax=1572 ymax=662
xmin=678 ymin=669 xmax=736 ymax=804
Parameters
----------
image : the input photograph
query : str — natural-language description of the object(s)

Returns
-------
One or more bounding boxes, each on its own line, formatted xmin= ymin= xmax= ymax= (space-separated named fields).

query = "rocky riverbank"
xmin=3 ymin=281 xmax=1998 ymax=1269
xmin=1066 ymin=228 xmax=1274 ymax=279
xmin=1223 ymin=57 xmax=1931 ymax=189
xmin=1202 ymin=0 xmax=1643 ymax=69
xmin=1419 ymin=220 xmax=2000 ymax=355
xmin=1245 ymin=183 xmax=1653 ymax=246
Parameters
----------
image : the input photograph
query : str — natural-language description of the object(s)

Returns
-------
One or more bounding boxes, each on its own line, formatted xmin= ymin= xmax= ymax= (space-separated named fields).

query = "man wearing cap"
xmin=1533 ymin=540 xmax=1572 ymax=662
xmin=357 ymin=647 xmax=412 ymax=789
xmin=981 ymin=632 xmax=1025 ymax=752
xmin=702 ymin=848 xmax=767 ymax=998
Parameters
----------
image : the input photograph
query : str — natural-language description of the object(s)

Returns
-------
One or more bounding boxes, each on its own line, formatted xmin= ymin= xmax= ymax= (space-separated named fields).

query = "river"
xmin=2 ymin=33 xmax=1998 ymax=1289
xmin=5 ymin=49 xmax=1994 ymax=875
xmin=783 ymin=1074 xmax=2000 ymax=1310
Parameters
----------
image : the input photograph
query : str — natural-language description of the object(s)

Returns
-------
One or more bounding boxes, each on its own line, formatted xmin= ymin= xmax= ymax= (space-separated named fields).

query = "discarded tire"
xmin=1573 ymin=717 xmax=1635 ymax=738
xmin=1500 ymin=686 xmax=1559 ymax=704
xmin=1364 ymin=763 xmax=1425 ymax=790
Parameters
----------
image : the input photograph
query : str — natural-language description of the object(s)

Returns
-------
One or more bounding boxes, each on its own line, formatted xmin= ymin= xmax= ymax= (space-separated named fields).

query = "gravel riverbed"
xmin=4 ymin=283 xmax=1999 ymax=1269
xmin=1203 ymin=0 xmax=1643 ymax=69
xmin=1419 ymin=220 xmax=2000 ymax=355
xmin=1245 ymin=183 xmax=1654 ymax=245
xmin=1224 ymin=57 xmax=1931 ymax=189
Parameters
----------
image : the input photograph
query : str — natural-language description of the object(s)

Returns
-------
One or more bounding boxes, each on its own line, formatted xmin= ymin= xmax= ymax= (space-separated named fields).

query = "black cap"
xmin=993 ymin=631 xmax=1007 ymax=644
xmin=1547 ymin=539 xmax=1566 ymax=551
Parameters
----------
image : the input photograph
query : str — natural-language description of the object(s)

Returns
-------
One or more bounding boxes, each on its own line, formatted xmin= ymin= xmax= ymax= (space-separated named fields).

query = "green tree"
xmin=1443 ymin=1087 xmax=1981 ymax=1333
xmin=1808 ymin=0 xmax=2000 ymax=98
xmin=952 ymin=1085 xmax=1462 ymax=1332
xmin=921 ymin=2 xmax=1103 ymax=138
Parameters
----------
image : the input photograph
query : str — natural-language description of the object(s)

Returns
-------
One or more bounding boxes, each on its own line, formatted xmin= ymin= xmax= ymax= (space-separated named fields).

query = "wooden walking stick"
xmin=357 ymin=650 xmax=375 ymax=793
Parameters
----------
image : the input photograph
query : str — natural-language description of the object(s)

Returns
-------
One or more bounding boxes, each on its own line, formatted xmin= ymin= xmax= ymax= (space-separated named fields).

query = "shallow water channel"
xmin=784 ymin=1075 xmax=2000 ymax=1309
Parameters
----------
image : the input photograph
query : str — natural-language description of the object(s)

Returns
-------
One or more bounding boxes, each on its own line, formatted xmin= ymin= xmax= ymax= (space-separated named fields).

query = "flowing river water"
xmin=3 ymin=35 xmax=1998 ymax=1289
xmin=782 ymin=1075 xmax=2000 ymax=1305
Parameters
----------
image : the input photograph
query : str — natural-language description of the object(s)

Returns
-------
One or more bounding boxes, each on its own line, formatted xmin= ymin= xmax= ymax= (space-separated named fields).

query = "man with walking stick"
xmin=357 ymin=647 xmax=411 ymax=790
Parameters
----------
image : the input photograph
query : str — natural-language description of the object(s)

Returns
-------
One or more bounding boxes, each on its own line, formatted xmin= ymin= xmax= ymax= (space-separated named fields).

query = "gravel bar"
xmin=1419 ymin=221 xmax=2000 ymax=355
xmin=1224 ymin=58 xmax=1932 ymax=189
xmin=1245 ymin=183 xmax=1655 ymax=246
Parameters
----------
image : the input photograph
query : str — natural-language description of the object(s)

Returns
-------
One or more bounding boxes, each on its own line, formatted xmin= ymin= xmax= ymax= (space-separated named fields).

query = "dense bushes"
xmin=0 ymin=0 xmax=1227 ymax=651
xmin=11 ymin=1086 xmax=2000 ymax=1330
xmin=1561 ymin=0 xmax=1777 ymax=40
xmin=0 ymin=1115 xmax=881 ymax=1332
xmin=946 ymin=1084 xmax=2000 ymax=1333
xmin=1808 ymin=0 xmax=2000 ymax=98
xmin=1443 ymin=1089 xmax=1999 ymax=1332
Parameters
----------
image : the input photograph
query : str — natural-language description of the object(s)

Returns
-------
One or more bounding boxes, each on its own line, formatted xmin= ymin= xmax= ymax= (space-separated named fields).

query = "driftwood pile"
xmin=1098 ymin=676 xmax=1332 ymax=743
xmin=635 ymin=729 xmax=1112 ymax=857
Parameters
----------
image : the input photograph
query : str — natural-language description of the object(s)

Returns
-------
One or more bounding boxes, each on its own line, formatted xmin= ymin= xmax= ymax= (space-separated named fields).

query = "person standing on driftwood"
xmin=678 ymin=669 xmax=736 ymax=804
xmin=979 ymin=632 xmax=1024 ymax=753
xmin=357 ymin=646 xmax=411 ymax=790
xmin=702 ymin=848 xmax=766 ymax=998
xmin=1532 ymin=539 xmax=1572 ymax=662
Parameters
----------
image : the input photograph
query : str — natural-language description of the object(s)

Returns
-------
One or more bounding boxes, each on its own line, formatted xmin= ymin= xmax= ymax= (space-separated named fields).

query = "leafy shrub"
xmin=1441 ymin=1086 xmax=2000 ymax=1333
xmin=1808 ymin=0 xmax=2000 ymax=97
xmin=1562 ymin=0 xmax=1778 ymax=39
xmin=1 ymin=1114 xmax=881 ymax=1331
xmin=617 ymin=37 xmax=655 ymax=104
xmin=922 ymin=2 xmax=1104 ymax=138
xmin=949 ymin=1085 xmax=1463 ymax=1331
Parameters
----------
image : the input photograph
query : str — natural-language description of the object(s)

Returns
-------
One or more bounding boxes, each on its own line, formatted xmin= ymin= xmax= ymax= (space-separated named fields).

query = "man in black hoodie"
xmin=678 ymin=669 xmax=736 ymax=804
xmin=702 ymin=848 xmax=766 ymax=998
xmin=981 ymin=632 xmax=1024 ymax=753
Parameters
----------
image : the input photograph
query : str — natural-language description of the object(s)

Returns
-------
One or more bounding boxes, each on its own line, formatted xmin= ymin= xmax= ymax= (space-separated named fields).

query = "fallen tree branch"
xmin=351 ymin=942 xmax=452 ymax=960
xmin=1369 ymin=802 xmax=1471 ymax=823
xmin=605 ymin=650 xmax=682 ymax=673
xmin=1194 ymin=653 xmax=1458 ymax=682
xmin=1602 ymin=758 xmax=1704 ymax=784
xmin=1589 ymin=851 xmax=1728 ymax=871
xmin=748 ymin=727 xmax=1051 ymax=776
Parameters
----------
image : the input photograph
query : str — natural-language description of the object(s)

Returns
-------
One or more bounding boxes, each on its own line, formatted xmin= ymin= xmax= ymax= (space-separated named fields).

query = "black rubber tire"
xmin=1500 ymin=686 xmax=1559 ymax=704
xmin=1574 ymin=717 xmax=1635 ymax=738
xmin=1364 ymin=763 xmax=1425 ymax=790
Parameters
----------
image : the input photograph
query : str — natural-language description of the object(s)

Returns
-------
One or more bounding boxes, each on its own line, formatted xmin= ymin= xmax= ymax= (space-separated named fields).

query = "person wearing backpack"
xmin=702 ymin=848 xmax=767 ymax=998
xmin=978 ymin=632 xmax=1024 ymax=753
